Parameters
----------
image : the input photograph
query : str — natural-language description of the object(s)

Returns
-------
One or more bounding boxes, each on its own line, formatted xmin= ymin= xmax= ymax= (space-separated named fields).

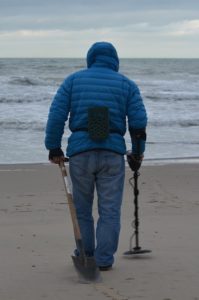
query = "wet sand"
xmin=0 ymin=162 xmax=199 ymax=300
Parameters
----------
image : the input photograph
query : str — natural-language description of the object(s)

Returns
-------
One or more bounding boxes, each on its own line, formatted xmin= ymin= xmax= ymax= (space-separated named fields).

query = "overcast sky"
xmin=0 ymin=0 xmax=199 ymax=58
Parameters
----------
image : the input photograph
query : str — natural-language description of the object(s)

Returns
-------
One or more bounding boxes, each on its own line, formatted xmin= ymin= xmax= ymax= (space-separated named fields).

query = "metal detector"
xmin=123 ymin=135 xmax=151 ymax=256
xmin=123 ymin=170 xmax=151 ymax=255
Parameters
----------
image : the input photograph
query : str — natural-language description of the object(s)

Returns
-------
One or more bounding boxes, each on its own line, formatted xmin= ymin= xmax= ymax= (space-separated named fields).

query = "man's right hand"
xmin=126 ymin=151 xmax=143 ymax=172
xmin=48 ymin=148 xmax=65 ymax=164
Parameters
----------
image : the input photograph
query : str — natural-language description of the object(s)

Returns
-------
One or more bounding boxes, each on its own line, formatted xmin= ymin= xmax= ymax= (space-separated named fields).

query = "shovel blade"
xmin=72 ymin=255 xmax=100 ymax=282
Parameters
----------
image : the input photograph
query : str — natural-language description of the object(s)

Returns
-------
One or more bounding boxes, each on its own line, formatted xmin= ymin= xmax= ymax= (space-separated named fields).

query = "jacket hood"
xmin=87 ymin=42 xmax=119 ymax=72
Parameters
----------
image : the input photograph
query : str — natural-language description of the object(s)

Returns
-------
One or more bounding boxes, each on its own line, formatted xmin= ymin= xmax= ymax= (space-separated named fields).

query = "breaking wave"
xmin=0 ymin=121 xmax=45 ymax=131
xmin=0 ymin=96 xmax=50 ymax=104
xmin=150 ymin=120 xmax=199 ymax=127
xmin=8 ymin=76 xmax=46 ymax=86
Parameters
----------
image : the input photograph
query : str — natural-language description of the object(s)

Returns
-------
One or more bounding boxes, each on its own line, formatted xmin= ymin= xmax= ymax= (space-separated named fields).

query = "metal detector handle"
xmin=135 ymin=134 xmax=141 ymax=160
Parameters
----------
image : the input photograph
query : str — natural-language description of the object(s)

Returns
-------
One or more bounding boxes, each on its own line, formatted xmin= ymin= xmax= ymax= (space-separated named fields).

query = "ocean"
xmin=0 ymin=58 xmax=199 ymax=164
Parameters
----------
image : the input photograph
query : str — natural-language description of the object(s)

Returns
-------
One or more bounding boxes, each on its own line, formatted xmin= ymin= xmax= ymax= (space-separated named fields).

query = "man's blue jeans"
xmin=69 ymin=150 xmax=125 ymax=266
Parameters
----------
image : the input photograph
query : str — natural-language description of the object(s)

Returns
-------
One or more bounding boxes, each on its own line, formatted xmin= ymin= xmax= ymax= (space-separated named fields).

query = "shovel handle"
xmin=59 ymin=161 xmax=82 ymax=241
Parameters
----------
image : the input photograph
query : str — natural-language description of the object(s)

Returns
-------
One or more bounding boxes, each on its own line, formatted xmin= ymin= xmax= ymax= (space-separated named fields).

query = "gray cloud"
xmin=1 ymin=0 xmax=199 ymax=15
xmin=0 ymin=0 xmax=199 ymax=57
xmin=1 ymin=7 xmax=198 ymax=32
xmin=1 ymin=0 xmax=199 ymax=30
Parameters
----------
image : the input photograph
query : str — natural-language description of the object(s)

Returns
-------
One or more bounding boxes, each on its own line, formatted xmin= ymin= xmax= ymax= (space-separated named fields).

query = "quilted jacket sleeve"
xmin=45 ymin=76 xmax=72 ymax=150
xmin=127 ymin=81 xmax=147 ymax=154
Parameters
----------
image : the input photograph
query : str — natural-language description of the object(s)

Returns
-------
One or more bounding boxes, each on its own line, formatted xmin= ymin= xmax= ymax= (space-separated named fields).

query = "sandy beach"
xmin=0 ymin=162 xmax=199 ymax=300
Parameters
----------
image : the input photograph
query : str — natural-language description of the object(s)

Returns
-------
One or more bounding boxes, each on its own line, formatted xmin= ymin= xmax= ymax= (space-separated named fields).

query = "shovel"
xmin=59 ymin=160 xmax=100 ymax=282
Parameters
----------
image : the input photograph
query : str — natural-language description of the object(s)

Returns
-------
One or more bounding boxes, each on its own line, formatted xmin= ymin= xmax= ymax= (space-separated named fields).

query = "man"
xmin=45 ymin=41 xmax=147 ymax=271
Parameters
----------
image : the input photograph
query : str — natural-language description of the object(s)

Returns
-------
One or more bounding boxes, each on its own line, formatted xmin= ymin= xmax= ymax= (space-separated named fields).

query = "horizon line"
xmin=0 ymin=57 xmax=199 ymax=59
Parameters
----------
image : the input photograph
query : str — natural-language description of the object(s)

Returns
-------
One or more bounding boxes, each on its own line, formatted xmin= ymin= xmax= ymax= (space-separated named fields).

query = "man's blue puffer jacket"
xmin=45 ymin=42 xmax=147 ymax=157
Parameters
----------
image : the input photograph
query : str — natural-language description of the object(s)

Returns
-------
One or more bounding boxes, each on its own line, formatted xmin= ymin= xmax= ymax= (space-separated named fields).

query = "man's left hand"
xmin=127 ymin=151 xmax=143 ymax=172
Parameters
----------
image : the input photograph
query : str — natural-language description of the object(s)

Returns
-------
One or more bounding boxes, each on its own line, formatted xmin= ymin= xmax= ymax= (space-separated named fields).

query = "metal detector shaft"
xmin=134 ymin=170 xmax=140 ymax=250
xmin=134 ymin=136 xmax=141 ymax=250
